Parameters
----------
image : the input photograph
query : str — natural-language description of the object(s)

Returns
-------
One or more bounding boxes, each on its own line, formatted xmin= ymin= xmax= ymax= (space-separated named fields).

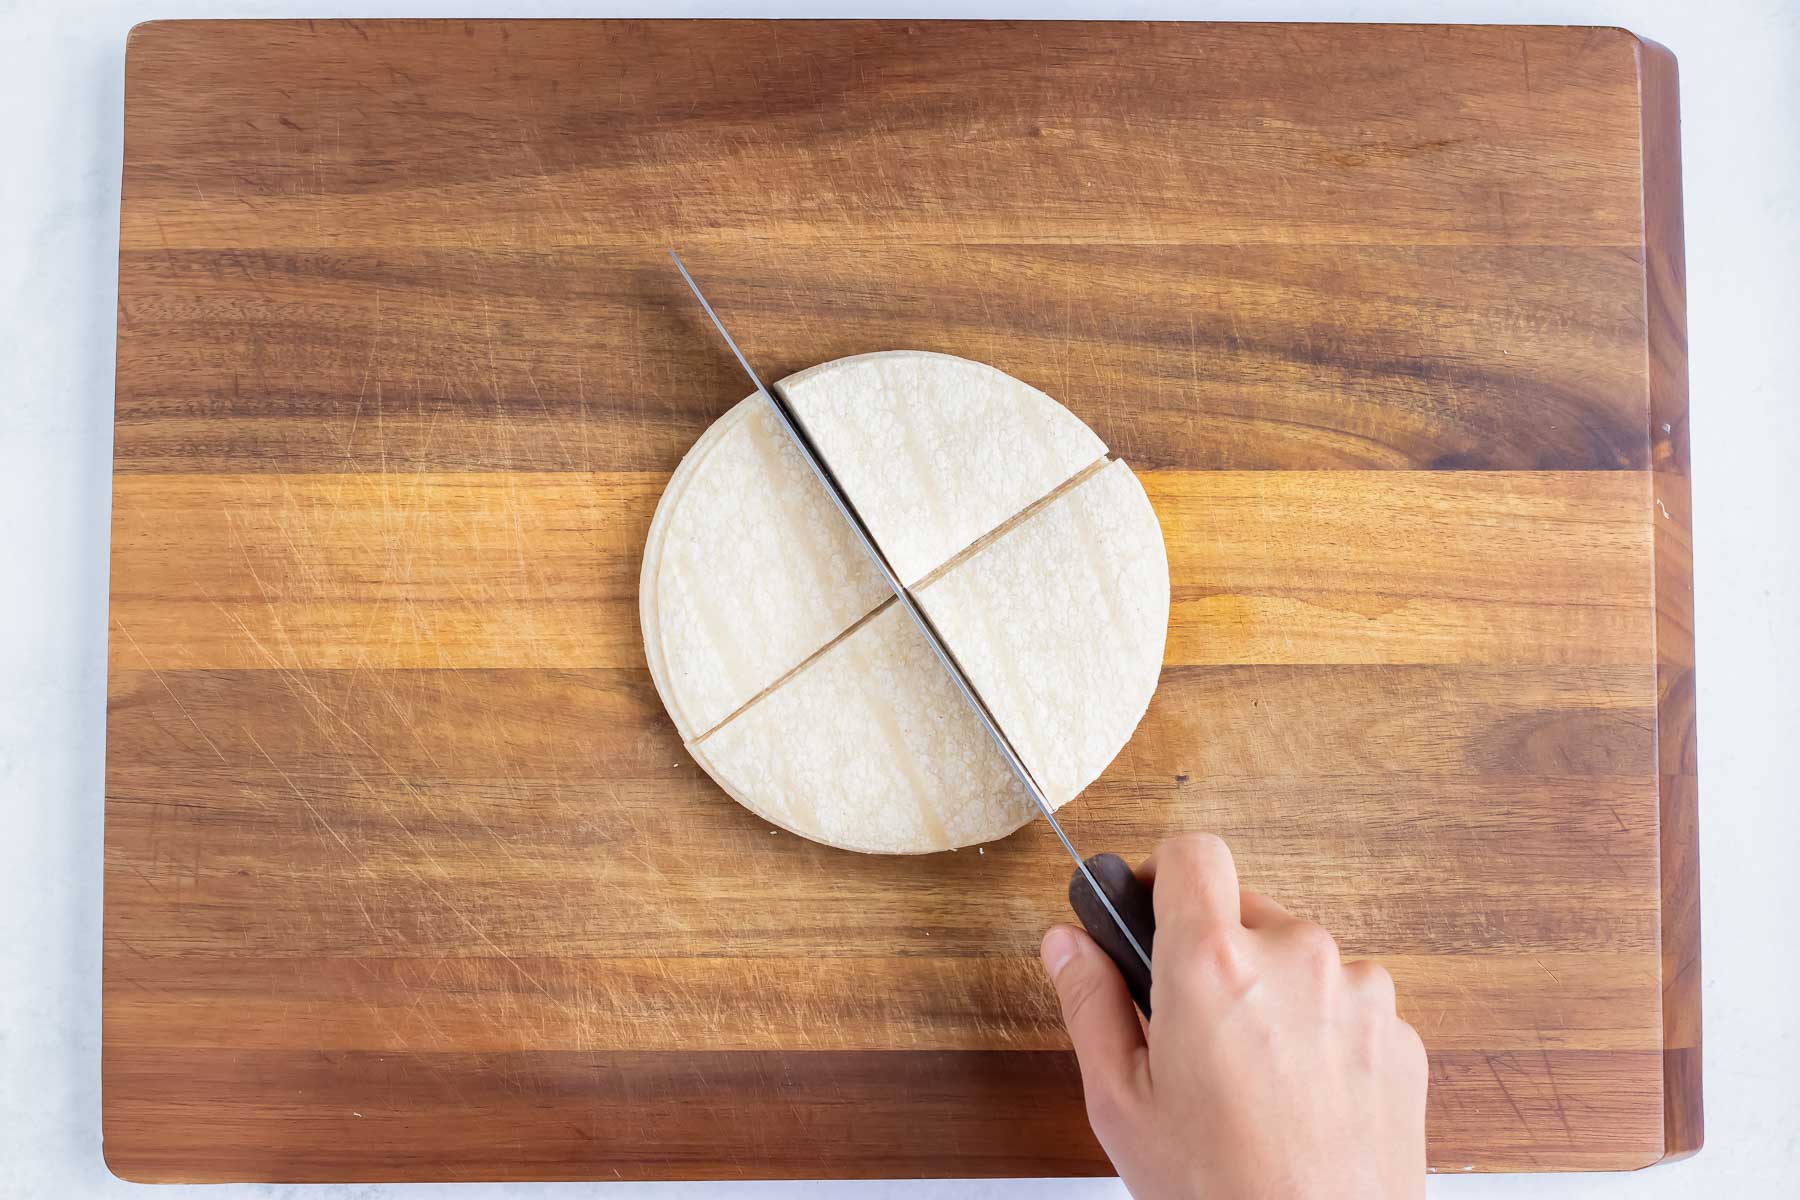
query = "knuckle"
xmin=1348 ymin=960 xmax=1397 ymax=1007
xmin=1207 ymin=934 xmax=1249 ymax=981
xmin=1356 ymin=1015 xmax=1428 ymax=1078
xmin=1174 ymin=930 xmax=1251 ymax=992
xmin=1165 ymin=831 xmax=1232 ymax=876
xmin=1156 ymin=834 xmax=1239 ymax=916
xmin=1292 ymin=921 xmax=1340 ymax=966
xmin=1353 ymin=1018 xmax=1385 ymax=1068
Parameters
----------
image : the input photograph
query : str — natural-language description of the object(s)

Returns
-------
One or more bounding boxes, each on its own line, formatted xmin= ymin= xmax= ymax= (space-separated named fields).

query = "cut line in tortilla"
xmin=641 ymin=352 xmax=1168 ymax=853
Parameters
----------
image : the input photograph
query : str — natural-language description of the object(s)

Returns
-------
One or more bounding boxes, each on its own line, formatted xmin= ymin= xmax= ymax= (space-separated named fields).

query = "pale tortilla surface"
xmin=640 ymin=396 xmax=752 ymax=726
xmin=916 ymin=461 xmax=1170 ymax=808
xmin=781 ymin=351 xmax=1105 ymax=585
xmin=643 ymin=355 xmax=1167 ymax=853
xmin=692 ymin=604 xmax=1037 ymax=854
xmin=650 ymin=397 xmax=889 ymax=739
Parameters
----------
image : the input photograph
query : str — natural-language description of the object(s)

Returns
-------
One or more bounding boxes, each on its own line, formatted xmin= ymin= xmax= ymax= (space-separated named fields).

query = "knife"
xmin=669 ymin=250 xmax=1158 ymax=1015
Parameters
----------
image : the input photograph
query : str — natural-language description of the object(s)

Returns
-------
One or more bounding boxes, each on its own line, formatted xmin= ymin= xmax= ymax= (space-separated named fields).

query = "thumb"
xmin=1041 ymin=924 xmax=1147 ymax=1109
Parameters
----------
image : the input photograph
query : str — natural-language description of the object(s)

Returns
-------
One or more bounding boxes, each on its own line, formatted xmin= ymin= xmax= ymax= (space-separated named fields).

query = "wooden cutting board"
xmin=104 ymin=19 xmax=1698 ymax=1182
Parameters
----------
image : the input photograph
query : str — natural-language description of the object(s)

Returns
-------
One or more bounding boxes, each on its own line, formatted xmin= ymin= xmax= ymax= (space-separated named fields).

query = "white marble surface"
xmin=3 ymin=1 xmax=1795 ymax=1196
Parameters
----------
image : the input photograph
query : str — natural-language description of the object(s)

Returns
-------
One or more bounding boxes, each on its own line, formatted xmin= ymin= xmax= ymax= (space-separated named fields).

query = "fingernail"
xmin=1041 ymin=926 xmax=1080 ymax=980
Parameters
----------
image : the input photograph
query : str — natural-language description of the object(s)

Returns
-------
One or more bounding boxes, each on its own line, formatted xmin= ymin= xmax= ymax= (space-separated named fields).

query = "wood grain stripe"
xmin=99 ymin=1046 xmax=1664 ymax=1182
xmin=106 ymin=660 xmax=1661 ymax=967
xmin=103 ymin=952 xmax=1659 ymax=1054
xmin=119 ymin=23 xmax=1647 ymax=254
xmin=103 ymin=771 xmax=1661 ymax=963
xmin=108 ymin=470 xmax=1654 ymax=671
xmin=114 ymin=244 xmax=1652 ymax=474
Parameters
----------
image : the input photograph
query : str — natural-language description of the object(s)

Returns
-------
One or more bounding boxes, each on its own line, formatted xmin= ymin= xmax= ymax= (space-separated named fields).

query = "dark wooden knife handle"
xmin=1067 ymin=853 xmax=1156 ymax=1017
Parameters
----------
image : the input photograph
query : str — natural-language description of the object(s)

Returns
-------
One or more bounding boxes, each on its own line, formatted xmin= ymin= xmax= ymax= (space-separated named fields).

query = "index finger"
xmin=1142 ymin=833 xmax=1241 ymax=935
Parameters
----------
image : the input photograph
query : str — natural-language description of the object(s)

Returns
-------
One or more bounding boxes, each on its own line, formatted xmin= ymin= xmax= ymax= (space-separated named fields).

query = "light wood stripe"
xmin=102 ymin=953 xmax=1659 ymax=1053
xmin=109 ymin=470 xmax=1654 ymax=670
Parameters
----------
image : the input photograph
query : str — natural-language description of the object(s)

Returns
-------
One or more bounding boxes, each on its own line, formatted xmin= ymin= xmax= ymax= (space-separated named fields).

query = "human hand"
xmin=1040 ymin=833 xmax=1428 ymax=1200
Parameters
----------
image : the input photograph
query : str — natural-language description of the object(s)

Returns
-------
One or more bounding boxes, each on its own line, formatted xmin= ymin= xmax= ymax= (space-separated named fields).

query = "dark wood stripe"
xmin=101 ymin=1046 xmax=1665 ymax=1181
xmin=114 ymin=244 xmax=1652 ymax=474
xmin=121 ymin=22 xmax=1647 ymax=251
xmin=104 ymin=662 xmax=1660 ymax=790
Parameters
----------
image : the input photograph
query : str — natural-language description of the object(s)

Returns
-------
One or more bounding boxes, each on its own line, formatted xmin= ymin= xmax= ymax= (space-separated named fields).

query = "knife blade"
xmin=669 ymin=251 xmax=1156 ymax=1013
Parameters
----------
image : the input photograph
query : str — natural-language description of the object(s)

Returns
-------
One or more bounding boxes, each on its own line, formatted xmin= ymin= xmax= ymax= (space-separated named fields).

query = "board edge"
xmin=1628 ymin=29 xmax=1703 ymax=1167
